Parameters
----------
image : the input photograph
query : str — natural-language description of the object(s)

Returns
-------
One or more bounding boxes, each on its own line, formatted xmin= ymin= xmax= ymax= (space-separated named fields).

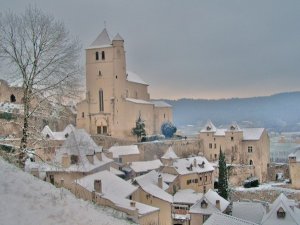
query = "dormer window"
xmin=206 ymin=126 xmax=211 ymax=131
xmin=201 ymin=200 xmax=208 ymax=208
xmin=230 ymin=125 xmax=235 ymax=130
xmin=277 ymin=207 xmax=286 ymax=218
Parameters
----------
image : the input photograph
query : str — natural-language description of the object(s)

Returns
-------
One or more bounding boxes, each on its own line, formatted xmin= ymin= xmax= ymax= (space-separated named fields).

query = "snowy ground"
xmin=0 ymin=158 xmax=134 ymax=225
xmin=233 ymin=182 xmax=300 ymax=193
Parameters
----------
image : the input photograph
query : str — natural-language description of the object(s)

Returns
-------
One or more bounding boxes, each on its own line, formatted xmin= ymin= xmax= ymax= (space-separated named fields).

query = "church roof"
xmin=126 ymin=71 xmax=148 ymax=85
xmin=113 ymin=33 xmax=124 ymax=41
xmin=89 ymin=28 xmax=112 ymax=48
xmin=151 ymin=101 xmax=172 ymax=108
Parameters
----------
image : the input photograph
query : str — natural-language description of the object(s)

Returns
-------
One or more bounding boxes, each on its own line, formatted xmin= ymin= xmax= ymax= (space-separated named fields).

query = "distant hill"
xmin=161 ymin=92 xmax=300 ymax=133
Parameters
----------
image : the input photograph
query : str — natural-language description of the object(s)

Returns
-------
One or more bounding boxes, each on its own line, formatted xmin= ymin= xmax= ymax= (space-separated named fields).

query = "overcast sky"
xmin=1 ymin=0 xmax=300 ymax=100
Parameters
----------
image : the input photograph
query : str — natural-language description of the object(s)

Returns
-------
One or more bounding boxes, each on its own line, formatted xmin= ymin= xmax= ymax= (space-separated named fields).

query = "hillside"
xmin=162 ymin=92 xmax=300 ymax=133
xmin=0 ymin=158 xmax=134 ymax=225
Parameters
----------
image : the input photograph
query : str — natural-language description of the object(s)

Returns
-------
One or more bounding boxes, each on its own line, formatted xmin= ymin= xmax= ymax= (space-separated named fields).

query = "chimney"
xmin=158 ymin=174 xmax=163 ymax=189
xmin=86 ymin=155 xmax=94 ymax=164
xmin=216 ymin=200 xmax=221 ymax=211
xmin=96 ymin=152 xmax=102 ymax=161
xmin=130 ymin=201 xmax=136 ymax=208
xmin=62 ymin=153 xmax=70 ymax=168
xmin=193 ymin=158 xmax=197 ymax=167
xmin=94 ymin=179 xmax=102 ymax=193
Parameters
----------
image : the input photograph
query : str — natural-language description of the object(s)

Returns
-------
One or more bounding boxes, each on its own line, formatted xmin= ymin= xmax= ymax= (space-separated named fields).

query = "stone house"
xmin=199 ymin=120 xmax=270 ymax=183
xmin=132 ymin=170 xmax=173 ymax=225
xmin=74 ymin=170 xmax=160 ymax=225
xmin=160 ymin=156 xmax=214 ymax=194
xmin=189 ymin=189 xmax=229 ymax=225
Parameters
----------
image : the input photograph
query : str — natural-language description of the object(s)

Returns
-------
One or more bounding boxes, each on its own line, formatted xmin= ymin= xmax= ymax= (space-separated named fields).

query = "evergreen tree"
xmin=132 ymin=114 xmax=146 ymax=142
xmin=218 ymin=148 xmax=229 ymax=199
xmin=161 ymin=121 xmax=177 ymax=138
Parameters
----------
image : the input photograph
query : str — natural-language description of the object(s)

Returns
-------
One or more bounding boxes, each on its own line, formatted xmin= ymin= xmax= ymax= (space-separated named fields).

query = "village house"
xmin=132 ymin=170 xmax=173 ymax=225
xmin=288 ymin=147 xmax=300 ymax=189
xmin=35 ymin=124 xmax=76 ymax=162
xmin=172 ymin=189 xmax=204 ymax=225
xmin=199 ymin=120 xmax=270 ymax=183
xmin=189 ymin=189 xmax=229 ymax=225
xmin=76 ymin=28 xmax=172 ymax=139
xmin=160 ymin=156 xmax=214 ymax=194
xmin=43 ymin=129 xmax=112 ymax=190
xmin=73 ymin=170 xmax=160 ymax=225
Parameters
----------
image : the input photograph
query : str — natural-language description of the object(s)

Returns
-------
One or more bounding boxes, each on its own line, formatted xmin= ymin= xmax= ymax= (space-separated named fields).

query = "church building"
xmin=77 ymin=29 xmax=172 ymax=138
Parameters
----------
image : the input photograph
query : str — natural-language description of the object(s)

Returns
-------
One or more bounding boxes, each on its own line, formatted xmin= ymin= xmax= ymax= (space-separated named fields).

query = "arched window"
xmin=101 ymin=51 xmax=105 ymax=60
xmin=99 ymin=89 xmax=104 ymax=112
xmin=10 ymin=94 xmax=16 ymax=103
xmin=95 ymin=51 xmax=99 ymax=60
xmin=250 ymin=159 xmax=253 ymax=165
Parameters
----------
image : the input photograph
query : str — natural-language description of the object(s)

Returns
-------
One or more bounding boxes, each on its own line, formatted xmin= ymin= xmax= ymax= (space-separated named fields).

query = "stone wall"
xmin=267 ymin=163 xmax=289 ymax=181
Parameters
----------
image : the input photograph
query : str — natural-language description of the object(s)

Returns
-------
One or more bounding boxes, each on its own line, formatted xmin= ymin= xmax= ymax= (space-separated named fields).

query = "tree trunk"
xmin=19 ymin=89 xmax=30 ymax=167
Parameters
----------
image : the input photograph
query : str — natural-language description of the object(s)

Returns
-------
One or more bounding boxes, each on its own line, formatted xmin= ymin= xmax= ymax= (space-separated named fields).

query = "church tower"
xmin=77 ymin=28 xmax=173 ymax=138
xmin=84 ymin=29 xmax=127 ymax=134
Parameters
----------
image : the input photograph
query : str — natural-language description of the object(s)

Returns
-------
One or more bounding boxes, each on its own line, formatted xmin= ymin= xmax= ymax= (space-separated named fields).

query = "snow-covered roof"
xmin=261 ymin=193 xmax=300 ymax=225
xmin=76 ymin=170 xmax=137 ymax=199
xmin=232 ymin=201 xmax=266 ymax=224
xmin=173 ymin=189 xmax=203 ymax=205
xmin=242 ymin=128 xmax=265 ymax=141
xmin=110 ymin=167 xmax=125 ymax=176
xmin=125 ymin=98 xmax=153 ymax=105
xmin=133 ymin=170 xmax=173 ymax=203
xmin=126 ymin=71 xmax=148 ymax=85
xmin=0 ymin=158 xmax=134 ymax=225
xmin=288 ymin=147 xmax=300 ymax=162
xmin=130 ymin=159 xmax=162 ymax=173
xmin=113 ymin=33 xmax=124 ymax=41
xmin=172 ymin=156 xmax=214 ymax=175
xmin=88 ymin=28 xmax=112 ymax=49
xmin=201 ymin=120 xmax=217 ymax=132
xmin=161 ymin=146 xmax=179 ymax=160
xmin=189 ymin=196 xmax=220 ymax=215
xmin=160 ymin=172 xmax=177 ymax=183
xmin=228 ymin=122 xmax=242 ymax=131
xmin=204 ymin=189 xmax=230 ymax=212
xmin=214 ymin=129 xmax=226 ymax=136
xmin=56 ymin=129 xmax=102 ymax=157
xmin=203 ymin=212 xmax=259 ymax=225
xmin=108 ymin=145 xmax=140 ymax=158
xmin=151 ymin=101 xmax=172 ymax=108
xmin=41 ymin=124 xmax=76 ymax=141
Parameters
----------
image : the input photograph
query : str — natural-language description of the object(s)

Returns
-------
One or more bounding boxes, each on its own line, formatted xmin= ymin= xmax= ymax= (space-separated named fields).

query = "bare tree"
xmin=0 ymin=6 xmax=82 ymax=166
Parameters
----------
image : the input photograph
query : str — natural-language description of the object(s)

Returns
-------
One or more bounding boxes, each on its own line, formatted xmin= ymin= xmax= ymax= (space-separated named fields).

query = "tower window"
xmin=82 ymin=112 xmax=84 ymax=118
xmin=250 ymin=159 xmax=253 ymax=165
xmin=99 ymin=70 xmax=102 ymax=76
xmin=95 ymin=51 xmax=99 ymax=60
xmin=99 ymin=89 xmax=104 ymax=112
xmin=101 ymin=51 xmax=105 ymax=60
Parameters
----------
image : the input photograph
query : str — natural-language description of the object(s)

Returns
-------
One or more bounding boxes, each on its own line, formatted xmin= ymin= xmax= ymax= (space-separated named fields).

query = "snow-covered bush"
xmin=161 ymin=122 xmax=177 ymax=138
